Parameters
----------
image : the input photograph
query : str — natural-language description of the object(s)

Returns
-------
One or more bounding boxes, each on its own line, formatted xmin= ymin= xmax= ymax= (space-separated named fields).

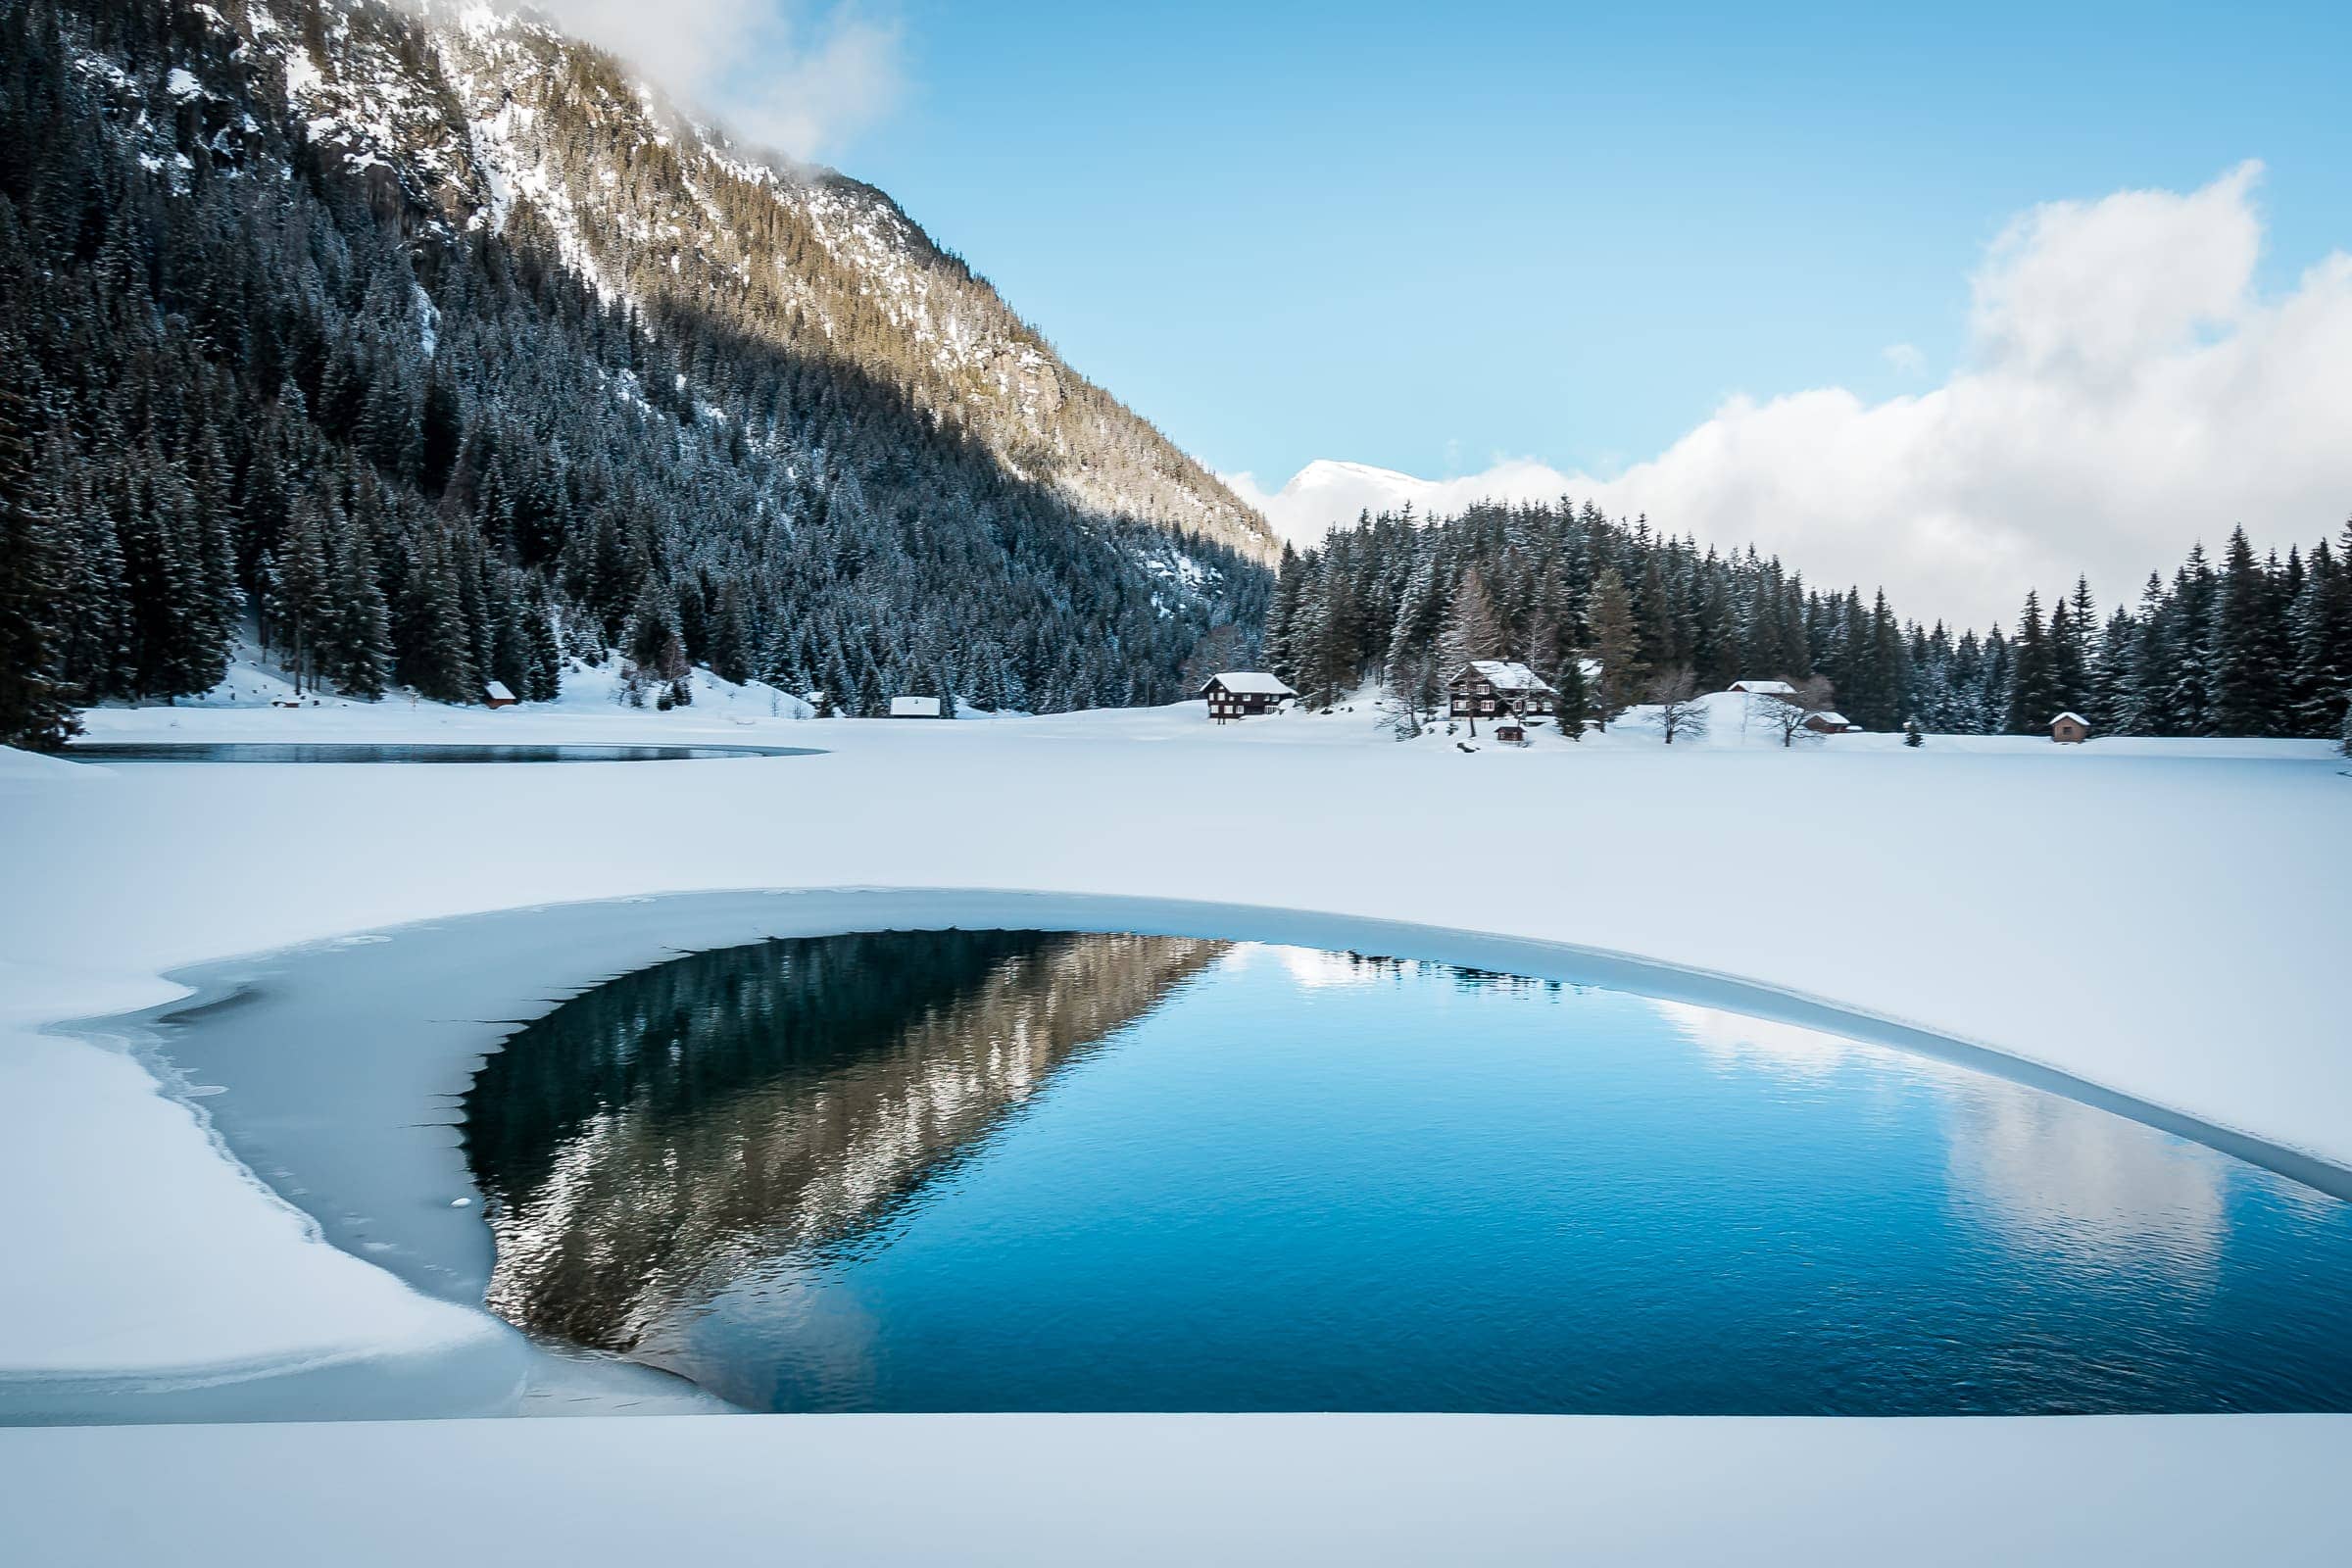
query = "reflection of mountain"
xmin=1943 ymin=1086 xmax=2229 ymax=1275
xmin=464 ymin=931 xmax=1226 ymax=1354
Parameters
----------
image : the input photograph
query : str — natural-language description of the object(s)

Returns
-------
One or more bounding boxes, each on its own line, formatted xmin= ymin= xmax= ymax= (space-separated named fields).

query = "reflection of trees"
xmin=465 ymin=931 xmax=1227 ymax=1352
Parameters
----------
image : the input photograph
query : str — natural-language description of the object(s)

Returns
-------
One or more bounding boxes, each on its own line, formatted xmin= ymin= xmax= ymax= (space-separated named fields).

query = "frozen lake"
xmin=60 ymin=742 xmax=823 ymax=764
xmin=460 ymin=930 xmax=2352 ymax=1415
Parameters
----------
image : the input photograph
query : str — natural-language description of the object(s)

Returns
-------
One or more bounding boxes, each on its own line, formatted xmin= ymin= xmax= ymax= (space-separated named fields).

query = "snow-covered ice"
xmin=4 ymin=1412 xmax=2347 ymax=1566
xmin=3 ymin=678 xmax=2348 ymax=1554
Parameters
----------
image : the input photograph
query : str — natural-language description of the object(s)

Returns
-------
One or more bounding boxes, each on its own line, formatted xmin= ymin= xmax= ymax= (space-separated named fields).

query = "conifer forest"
xmin=0 ymin=0 xmax=2344 ymax=753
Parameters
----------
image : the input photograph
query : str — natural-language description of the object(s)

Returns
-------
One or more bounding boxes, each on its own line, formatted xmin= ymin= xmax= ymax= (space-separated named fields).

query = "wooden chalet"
xmin=483 ymin=680 xmax=518 ymax=709
xmin=1728 ymin=678 xmax=1796 ymax=697
xmin=1200 ymin=672 xmax=1296 ymax=723
xmin=889 ymin=696 xmax=946 ymax=719
xmin=2051 ymin=711 xmax=2090 ymax=744
xmin=1448 ymin=662 xmax=1557 ymax=726
xmin=1802 ymin=710 xmax=1857 ymax=734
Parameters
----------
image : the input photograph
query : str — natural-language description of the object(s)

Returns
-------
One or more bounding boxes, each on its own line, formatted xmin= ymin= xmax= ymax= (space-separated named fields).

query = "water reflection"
xmin=464 ymin=932 xmax=2352 ymax=1414
xmin=1944 ymin=1088 xmax=2228 ymax=1273
xmin=466 ymin=931 xmax=1226 ymax=1355
xmin=1655 ymin=998 xmax=1860 ymax=1080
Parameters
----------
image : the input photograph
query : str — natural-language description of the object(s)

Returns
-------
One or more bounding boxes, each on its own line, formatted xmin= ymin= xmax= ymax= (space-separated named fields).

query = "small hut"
xmin=1494 ymin=722 xmax=1528 ymax=746
xmin=1728 ymin=679 xmax=1796 ymax=697
xmin=2051 ymin=711 xmax=2090 ymax=744
xmin=1802 ymin=710 xmax=1857 ymax=734
xmin=483 ymin=680 xmax=518 ymax=709
xmin=890 ymin=696 xmax=946 ymax=719
xmin=1200 ymin=672 xmax=1296 ymax=723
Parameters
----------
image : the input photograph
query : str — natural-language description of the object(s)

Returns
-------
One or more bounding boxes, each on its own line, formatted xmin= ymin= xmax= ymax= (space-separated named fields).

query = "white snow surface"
xmin=5 ymin=1413 xmax=2348 ymax=1566
xmin=4 ymin=674 xmax=2349 ymax=1551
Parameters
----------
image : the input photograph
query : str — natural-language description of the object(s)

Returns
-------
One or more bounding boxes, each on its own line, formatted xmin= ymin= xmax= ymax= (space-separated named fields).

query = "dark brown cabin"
xmin=1200 ymin=672 xmax=1297 ymax=723
xmin=1447 ymin=662 xmax=1558 ymax=727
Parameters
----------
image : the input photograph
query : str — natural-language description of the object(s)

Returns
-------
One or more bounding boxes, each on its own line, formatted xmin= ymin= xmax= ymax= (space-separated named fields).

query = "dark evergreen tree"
xmin=2210 ymin=526 xmax=2276 ymax=736
xmin=2005 ymin=591 xmax=2062 ymax=734
xmin=0 ymin=365 xmax=77 ymax=748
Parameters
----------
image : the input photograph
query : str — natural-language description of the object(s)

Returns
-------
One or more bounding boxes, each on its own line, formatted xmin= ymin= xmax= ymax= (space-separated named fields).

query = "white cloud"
xmin=529 ymin=0 xmax=905 ymax=163
xmin=1229 ymin=164 xmax=2352 ymax=632
xmin=1882 ymin=342 xmax=1925 ymax=376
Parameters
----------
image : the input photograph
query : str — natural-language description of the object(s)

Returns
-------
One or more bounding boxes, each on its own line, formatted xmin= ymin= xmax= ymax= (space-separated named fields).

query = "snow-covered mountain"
xmin=265 ymin=1 xmax=1273 ymax=559
xmin=0 ymin=0 xmax=1275 ymax=739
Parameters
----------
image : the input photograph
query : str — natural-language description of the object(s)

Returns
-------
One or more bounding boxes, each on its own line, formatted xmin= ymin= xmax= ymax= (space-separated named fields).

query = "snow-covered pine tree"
xmin=1585 ymin=566 xmax=1643 ymax=727
xmin=0 ymin=362 xmax=77 ymax=749
xmin=2210 ymin=527 xmax=2277 ymax=736
xmin=2289 ymin=529 xmax=2352 ymax=738
xmin=324 ymin=499 xmax=392 ymax=699
xmin=2005 ymin=591 xmax=2060 ymax=734
xmin=1552 ymin=654 xmax=1589 ymax=739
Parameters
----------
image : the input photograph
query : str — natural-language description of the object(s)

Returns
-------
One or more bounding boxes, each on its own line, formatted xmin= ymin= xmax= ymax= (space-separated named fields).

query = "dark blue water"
xmin=462 ymin=931 xmax=2352 ymax=1414
xmin=61 ymin=742 xmax=820 ymax=763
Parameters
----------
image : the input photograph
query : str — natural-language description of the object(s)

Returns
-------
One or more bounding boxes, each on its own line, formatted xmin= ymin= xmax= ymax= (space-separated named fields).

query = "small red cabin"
xmin=483 ymin=680 xmax=518 ymax=709
xmin=2051 ymin=711 xmax=2090 ymax=744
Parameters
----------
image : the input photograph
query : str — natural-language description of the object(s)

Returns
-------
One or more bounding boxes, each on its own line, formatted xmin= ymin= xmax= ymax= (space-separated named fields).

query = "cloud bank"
xmin=1227 ymin=164 xmax=2352 ymax=632
xmin=530 ymin=0 xmax=904 ymax=163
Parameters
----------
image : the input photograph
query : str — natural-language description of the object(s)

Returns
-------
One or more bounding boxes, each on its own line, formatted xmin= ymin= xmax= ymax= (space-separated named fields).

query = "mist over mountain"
xmin=0 ymin=0 xmax=1274 ymax=744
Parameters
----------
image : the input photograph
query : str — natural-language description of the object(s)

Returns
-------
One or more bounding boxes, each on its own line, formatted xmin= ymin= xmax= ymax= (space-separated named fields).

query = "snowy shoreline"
xmin=19 ymin=884 xmax=2342 ymax=1425
xmin=7 ymin=697 xmax=2350 ymax=1554
xmin=9 ymin=1411 xmax=2352 ymax=1566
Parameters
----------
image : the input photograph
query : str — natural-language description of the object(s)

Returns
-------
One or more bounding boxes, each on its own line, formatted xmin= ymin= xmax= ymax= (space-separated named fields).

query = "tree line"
xmin=1264 ymin=498 xmax=2352 ymax=745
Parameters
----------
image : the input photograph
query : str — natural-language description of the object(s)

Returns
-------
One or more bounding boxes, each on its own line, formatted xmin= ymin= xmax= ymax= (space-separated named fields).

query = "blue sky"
xmin=545 ymin=0 xmax=2352 ymax=622
xmin=827 ymin=1 xmax=2351 ymax=487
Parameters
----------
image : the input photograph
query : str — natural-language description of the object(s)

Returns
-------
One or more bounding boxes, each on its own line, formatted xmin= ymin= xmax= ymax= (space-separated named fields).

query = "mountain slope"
xmin=297 ymin=1 xmax=1270 ymax=558
xmin=0 ymin=0 xmax=1272 ymax=737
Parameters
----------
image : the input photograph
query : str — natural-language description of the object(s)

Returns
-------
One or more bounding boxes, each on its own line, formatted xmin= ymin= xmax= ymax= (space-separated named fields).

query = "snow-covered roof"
xmin=1457 ymin=661 xmax=1556 ymax=694
xmin=483 ymin=681 xmax=515 ymax=703
xmin=890 ymin=696 xmax=944 ymax=718
xmin=1810 ymin=710 xmax=1851 ymax=725
xmin=1730 ymin=679 xmax=1796 ymax=696
xmin=2052 ymin=711 xmax=2088 ymax=727
xmin=1201 ymin=672 xmax=1296 ymax=698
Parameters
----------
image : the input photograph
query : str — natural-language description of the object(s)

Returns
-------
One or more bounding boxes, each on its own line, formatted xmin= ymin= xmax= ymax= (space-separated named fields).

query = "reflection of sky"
xmin=479 ymin=932 xmax=2352 ymax=1414
xmin=1941 ymin=1085 xmax=2229 ymax=1276
xmin=1654 ymin=996 xmax=2231 ymax=1275
xmin=1221 ymin=941 xmax=1390 ymax=991
xmin=1653 ymin=999 xmax=1861 ymax=1080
